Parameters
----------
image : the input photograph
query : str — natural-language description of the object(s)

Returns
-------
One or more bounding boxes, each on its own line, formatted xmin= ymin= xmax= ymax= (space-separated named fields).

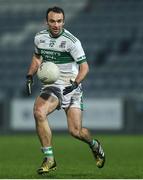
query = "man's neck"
xmin=49 ymin=29 xmax=64 ymax=38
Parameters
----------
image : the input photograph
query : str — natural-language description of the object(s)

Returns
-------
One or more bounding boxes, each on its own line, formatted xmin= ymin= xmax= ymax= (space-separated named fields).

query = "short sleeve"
xmin=70 ymin=40 xmax=87 ymax=64
xmin=34 ymin=36 xmax=41 ymax=55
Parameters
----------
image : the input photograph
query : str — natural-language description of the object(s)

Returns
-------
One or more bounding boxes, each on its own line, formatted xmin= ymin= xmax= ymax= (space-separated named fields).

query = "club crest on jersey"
xmin=40 ymin=39 xmax=45 ymax=43
xmin=49 ymin=40 xmax=56 ymax=47
xmin=59 ymin=41 xmax=66 ymax=48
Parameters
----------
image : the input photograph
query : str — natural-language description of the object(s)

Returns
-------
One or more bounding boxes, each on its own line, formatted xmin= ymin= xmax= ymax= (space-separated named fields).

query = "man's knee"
xmin=69 ymin=127 xmax=89 ymax=139
xmin=80 ymin=127 xmax=89 ymax=136
xmin=34 ymin=108 xmax=46 ymax=122
xmin=69 ymin=127 xmax=80 ymax=138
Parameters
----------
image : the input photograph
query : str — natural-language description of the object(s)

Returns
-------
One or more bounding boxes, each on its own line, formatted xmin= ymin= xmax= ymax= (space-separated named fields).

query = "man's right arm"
xmin=26 ymin=54 xmax=41 ymax=96
xmin=27 ymin=54 xmax=42 ymax=76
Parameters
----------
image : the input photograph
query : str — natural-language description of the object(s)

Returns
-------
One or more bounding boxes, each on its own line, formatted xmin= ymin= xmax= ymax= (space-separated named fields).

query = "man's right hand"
xmin=26 ymin=75 xmax=33 ymax=96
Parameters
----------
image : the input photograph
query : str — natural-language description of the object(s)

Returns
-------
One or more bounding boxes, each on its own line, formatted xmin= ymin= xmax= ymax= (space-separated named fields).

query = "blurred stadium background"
xmin=1 ymin=0 xmax=143 ymax=178
xmin=0 ymin=0 xmax=143 ymax=134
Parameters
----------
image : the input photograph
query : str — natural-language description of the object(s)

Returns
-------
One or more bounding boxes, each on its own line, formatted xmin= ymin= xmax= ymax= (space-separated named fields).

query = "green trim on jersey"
xmin=77 ymin=59 xmax=87 ymax=64
xmin=36 ymin=31 xmax=49 ymax=36
xmin=63 ymin=32 xmax=77 ymax=43
xmin=38 ymin=48 xmax=75 ymax=64
xmin=77 ymin=55 xmax=86 ymax=61
xmin=64 ymin=32 xmax=77 ymax=41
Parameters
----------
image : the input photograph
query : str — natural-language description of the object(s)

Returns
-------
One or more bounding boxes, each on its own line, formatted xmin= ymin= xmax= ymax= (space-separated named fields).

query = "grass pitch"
xmin=0 ymin=134 xmax=143 ymax=179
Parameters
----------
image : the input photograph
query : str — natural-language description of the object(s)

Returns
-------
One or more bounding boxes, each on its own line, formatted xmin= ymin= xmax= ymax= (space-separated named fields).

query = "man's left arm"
xmin=63 ymin=62 xmax=89 ymax=95
xmin=75 ymin=61 xmax=89 ymax=84
xmin=63 ymin=39 xmax=89 ymax=95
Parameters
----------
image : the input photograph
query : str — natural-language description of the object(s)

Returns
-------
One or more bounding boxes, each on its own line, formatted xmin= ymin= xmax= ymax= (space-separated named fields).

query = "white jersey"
xmin=34 ymin=28 xmax=87 ymax=87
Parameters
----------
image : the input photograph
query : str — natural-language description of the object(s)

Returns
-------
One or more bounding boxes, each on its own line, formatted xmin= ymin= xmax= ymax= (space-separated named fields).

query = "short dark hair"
xmin=46 ymin=6 xmax=65 ymax=20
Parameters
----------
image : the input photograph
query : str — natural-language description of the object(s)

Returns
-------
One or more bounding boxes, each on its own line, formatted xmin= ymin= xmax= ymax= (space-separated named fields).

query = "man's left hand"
xmin=63 ymin=80 xmax=78 ymax=95
xmin=26 ymin=75 xmax=33 ymax=96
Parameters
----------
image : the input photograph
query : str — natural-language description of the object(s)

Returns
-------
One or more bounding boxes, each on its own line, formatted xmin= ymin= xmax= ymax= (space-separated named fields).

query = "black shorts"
xmin=40 ymin=86 xmax=62 ymax=110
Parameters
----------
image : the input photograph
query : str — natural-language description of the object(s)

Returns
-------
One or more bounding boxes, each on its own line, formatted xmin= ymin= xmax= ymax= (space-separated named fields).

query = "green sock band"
xmin=41 ymin=146 xmax=54 ymax=157
xmin=90 ymin=139 xmax=98 ymax=148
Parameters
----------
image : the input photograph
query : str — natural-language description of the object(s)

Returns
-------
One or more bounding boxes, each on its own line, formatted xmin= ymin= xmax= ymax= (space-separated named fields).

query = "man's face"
xmin=47 ymin=11 xmax=64 ymax=37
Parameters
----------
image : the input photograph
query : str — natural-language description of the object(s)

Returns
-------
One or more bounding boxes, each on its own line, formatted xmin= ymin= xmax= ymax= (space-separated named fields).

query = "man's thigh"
xmin=34 ymin=95 xmax=59 ymax=116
